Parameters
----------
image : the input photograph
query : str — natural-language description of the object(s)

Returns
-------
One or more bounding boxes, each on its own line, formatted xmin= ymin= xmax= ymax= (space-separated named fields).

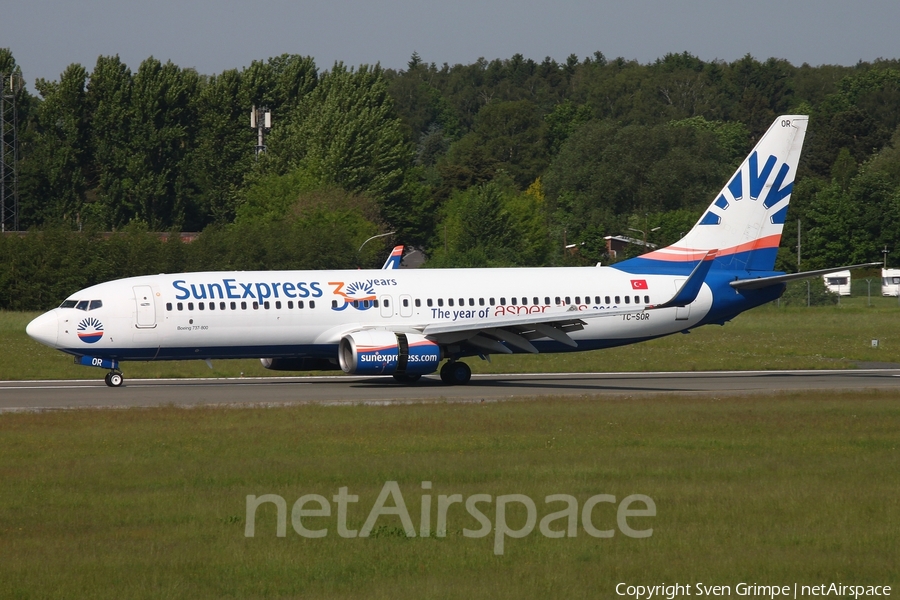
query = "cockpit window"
xmin=75 ymin=300 xmax=90 ymax=311
xmin=89 ymin=300 xmax=103 ymax=310
xmin=60 ymin=300 xmax=78 ymax=308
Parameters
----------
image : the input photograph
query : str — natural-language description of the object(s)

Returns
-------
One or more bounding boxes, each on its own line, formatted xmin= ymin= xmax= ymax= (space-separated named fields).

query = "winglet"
xmin=649 ymin=250 xmax=717 ymax=309
xmin=382 ymin=245 xmax=404 ymax=270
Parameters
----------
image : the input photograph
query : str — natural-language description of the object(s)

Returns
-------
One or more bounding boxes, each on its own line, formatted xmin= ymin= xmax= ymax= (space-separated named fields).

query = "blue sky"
xmin=5 ymin=0 xmax=899 ymax=89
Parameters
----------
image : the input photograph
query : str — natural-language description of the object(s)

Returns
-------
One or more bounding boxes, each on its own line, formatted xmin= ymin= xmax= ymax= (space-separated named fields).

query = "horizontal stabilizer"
xmin=729 ymin=262 xmax=881 ymax=290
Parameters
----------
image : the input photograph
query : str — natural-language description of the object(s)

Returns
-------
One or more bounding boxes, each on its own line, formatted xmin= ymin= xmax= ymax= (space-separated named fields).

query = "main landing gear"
xmin=104 ymin=371 xmax=124 ymax=387
xmin=439 ymin=361 xmax=471 ymax=385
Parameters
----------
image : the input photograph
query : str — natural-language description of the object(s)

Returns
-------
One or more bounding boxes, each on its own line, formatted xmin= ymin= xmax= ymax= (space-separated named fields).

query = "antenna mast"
xmin=250 ymin=105 xmax=272 ymax=159
xmin=0 ymin=71 xmax=22 ymax=232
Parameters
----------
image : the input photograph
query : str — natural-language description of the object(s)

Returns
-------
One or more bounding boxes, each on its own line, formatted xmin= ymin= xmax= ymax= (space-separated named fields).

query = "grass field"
xmin=3 ymin=296 xmax=900 ymax=381
xmin=1 ymin=392 xmax=898 ymax=598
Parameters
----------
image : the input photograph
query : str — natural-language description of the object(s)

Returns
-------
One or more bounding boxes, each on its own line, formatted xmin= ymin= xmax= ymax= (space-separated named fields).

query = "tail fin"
xmin=382 ymin=245 xmax=404 ymax=269
xmin=617 ymin=115 xmax=808 ymax=274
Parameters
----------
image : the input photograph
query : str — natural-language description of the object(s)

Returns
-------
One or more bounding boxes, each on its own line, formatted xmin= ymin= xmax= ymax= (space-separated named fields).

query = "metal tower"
xmin=250 ymin=105 xmax=272 ymax=159
xmin=0 ymin=72 xmax=22 ymax=232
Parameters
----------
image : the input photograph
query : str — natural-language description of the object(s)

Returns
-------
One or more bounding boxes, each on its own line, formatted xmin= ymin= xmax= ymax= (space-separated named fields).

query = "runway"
xmin=1 ymin=369 xmax=899 ymax=411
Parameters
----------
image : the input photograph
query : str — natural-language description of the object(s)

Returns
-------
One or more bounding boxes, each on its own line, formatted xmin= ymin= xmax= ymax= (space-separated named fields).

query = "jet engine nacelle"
xmin=260 ymin=357 xmax=341 ymax=371
xmin=338 ymin=331 xmax=441 ymax=376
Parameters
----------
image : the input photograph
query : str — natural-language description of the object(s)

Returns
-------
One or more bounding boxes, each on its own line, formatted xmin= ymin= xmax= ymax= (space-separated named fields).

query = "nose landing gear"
xmin=76 ymin=355 xmax=124 ymax=387
xmin=104 ymin=371 xmax=124 ymax=387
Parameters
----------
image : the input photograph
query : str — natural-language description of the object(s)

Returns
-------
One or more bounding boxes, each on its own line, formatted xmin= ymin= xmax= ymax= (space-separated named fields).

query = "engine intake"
xmin=339 ymin=331 xmax=441 ymax=375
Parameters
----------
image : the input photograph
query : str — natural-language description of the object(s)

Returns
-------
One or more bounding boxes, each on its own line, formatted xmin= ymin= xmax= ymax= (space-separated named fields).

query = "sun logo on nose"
xmin=77 ymin=317 xmax=104 ymax=344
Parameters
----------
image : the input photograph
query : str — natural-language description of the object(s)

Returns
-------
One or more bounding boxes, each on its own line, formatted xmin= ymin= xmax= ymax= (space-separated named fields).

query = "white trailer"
xmin=823 ymin=270 xmax=851 ymax=296
xmin=882 ymin=268 xmax=900 ymax=296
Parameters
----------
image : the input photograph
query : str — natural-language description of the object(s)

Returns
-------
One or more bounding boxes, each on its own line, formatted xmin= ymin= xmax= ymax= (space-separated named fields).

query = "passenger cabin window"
xmin=499 ymin=297 xmax=506 ymax=306
xmin=220 ymin=302 xmax=226 ymax=310
xmin=605 ymin=296 xmax=611 ymax=304
xmin=415 ymin=299 xmax=421 ymax=307
xmin=614 ymin=296 xmax=620 ymax=304
xmin=166 ymin=302 xmax=172 ymax=311
xmin=309 ymin=301 xmax=316 ymax=309
xmin=544 ymin=297 xmax=550 ymax=305
xmin=625 ymin=296 xmax=631 ymax=304
xmin=644 ymin=295 xmax=650 ymax=304
xmin=275 ymin=301 xmax=281 ymax=309
xmin=565 ymin=297 xmax=571 ymax=305
xmin=575 ymin=296 xmax=581 ymax=304
xmin=533 ymin=297 xmax=539 ymax=305
xmin=479 ymin=298 xmax=485 ymax=306
xmin=177 ymin=302 xmax=183 ymax=311
xmin=287 ymin=301 xmax=294 ymax=309
xmin=469 ymin=298 xmax=475 ymax=306
xmin=264 ymin=301 xmax=270 ymax=309
xmin=241 ymin=301 xmax=247 ymax=310
xmin=510 ymin=297 xmax=517 ymax=305
xmin=199 ymin=302 xmax=205 ymax=310
xmin=298 ymin=301 xmax=304 ymax=309
xmin=209 ymin=302 xmax=215 ymax=311
xmin=253 ymin=302 xmax=259 ymax=310
xmin=448 ymin=298 xmax=454 ymax=307
xmin=230 ymin=302 xmax=237 ymax=310
xmin=489 ymin=298 xmax=495 ymax=305
xmin=187 ymin=302 xmax=194 ymax=311
xmin=383 ymin=299 xmax=389 ymax=307
xmin=438 ymin=299 xmax=443 ymax=307
xmin=427 ymin=299 xmax=433 ymax=307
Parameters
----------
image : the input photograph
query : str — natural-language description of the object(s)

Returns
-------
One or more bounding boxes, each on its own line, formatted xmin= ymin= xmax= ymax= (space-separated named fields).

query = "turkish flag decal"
xmin=631 ymin=279 xmax=648 ymax=290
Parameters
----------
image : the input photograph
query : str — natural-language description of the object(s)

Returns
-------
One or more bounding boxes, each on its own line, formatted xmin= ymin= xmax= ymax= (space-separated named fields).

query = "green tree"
xmin=429 ymin=182 xmax=550 ymax=267
xmin=190 ymin=69 xmax=254 ymax=226
xmin=85 ymin=55 xmax=134 ymax=228
xmin=125 ymin=58 xmax=200 ymax=228
xmin=18 ymin=64 xmax=91 ymax=227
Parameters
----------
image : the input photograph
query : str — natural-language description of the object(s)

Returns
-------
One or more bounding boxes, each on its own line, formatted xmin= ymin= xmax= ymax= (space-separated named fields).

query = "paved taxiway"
xmin=1 ymin=370 xmax=899 ymax=411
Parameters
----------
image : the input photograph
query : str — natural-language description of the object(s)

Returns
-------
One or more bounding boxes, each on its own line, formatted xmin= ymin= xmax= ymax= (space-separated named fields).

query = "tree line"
xmin=2 ymin=47 xmax=900 ymax=308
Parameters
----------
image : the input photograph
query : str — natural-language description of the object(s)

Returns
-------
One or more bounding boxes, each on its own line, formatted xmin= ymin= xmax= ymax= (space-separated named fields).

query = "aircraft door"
xmin=674 ymin=280 xmax=690 ymax=321
xmin=399 ymin=294 xmax=413 ymax=317
xmin=133 ymin=285 xmax=157 ymax=328
xmin=380 ymin=295 xmax=393 ymax=318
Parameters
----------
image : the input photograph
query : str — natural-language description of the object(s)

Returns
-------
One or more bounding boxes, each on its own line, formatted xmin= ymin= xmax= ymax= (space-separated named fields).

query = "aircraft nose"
xmin=26 ymin=310 xmax=59 ymax=347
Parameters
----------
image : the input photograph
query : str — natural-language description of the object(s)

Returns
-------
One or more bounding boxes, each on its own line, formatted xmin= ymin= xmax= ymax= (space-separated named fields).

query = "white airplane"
xmin=25 ymin=115 xmax=874 ymax=387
